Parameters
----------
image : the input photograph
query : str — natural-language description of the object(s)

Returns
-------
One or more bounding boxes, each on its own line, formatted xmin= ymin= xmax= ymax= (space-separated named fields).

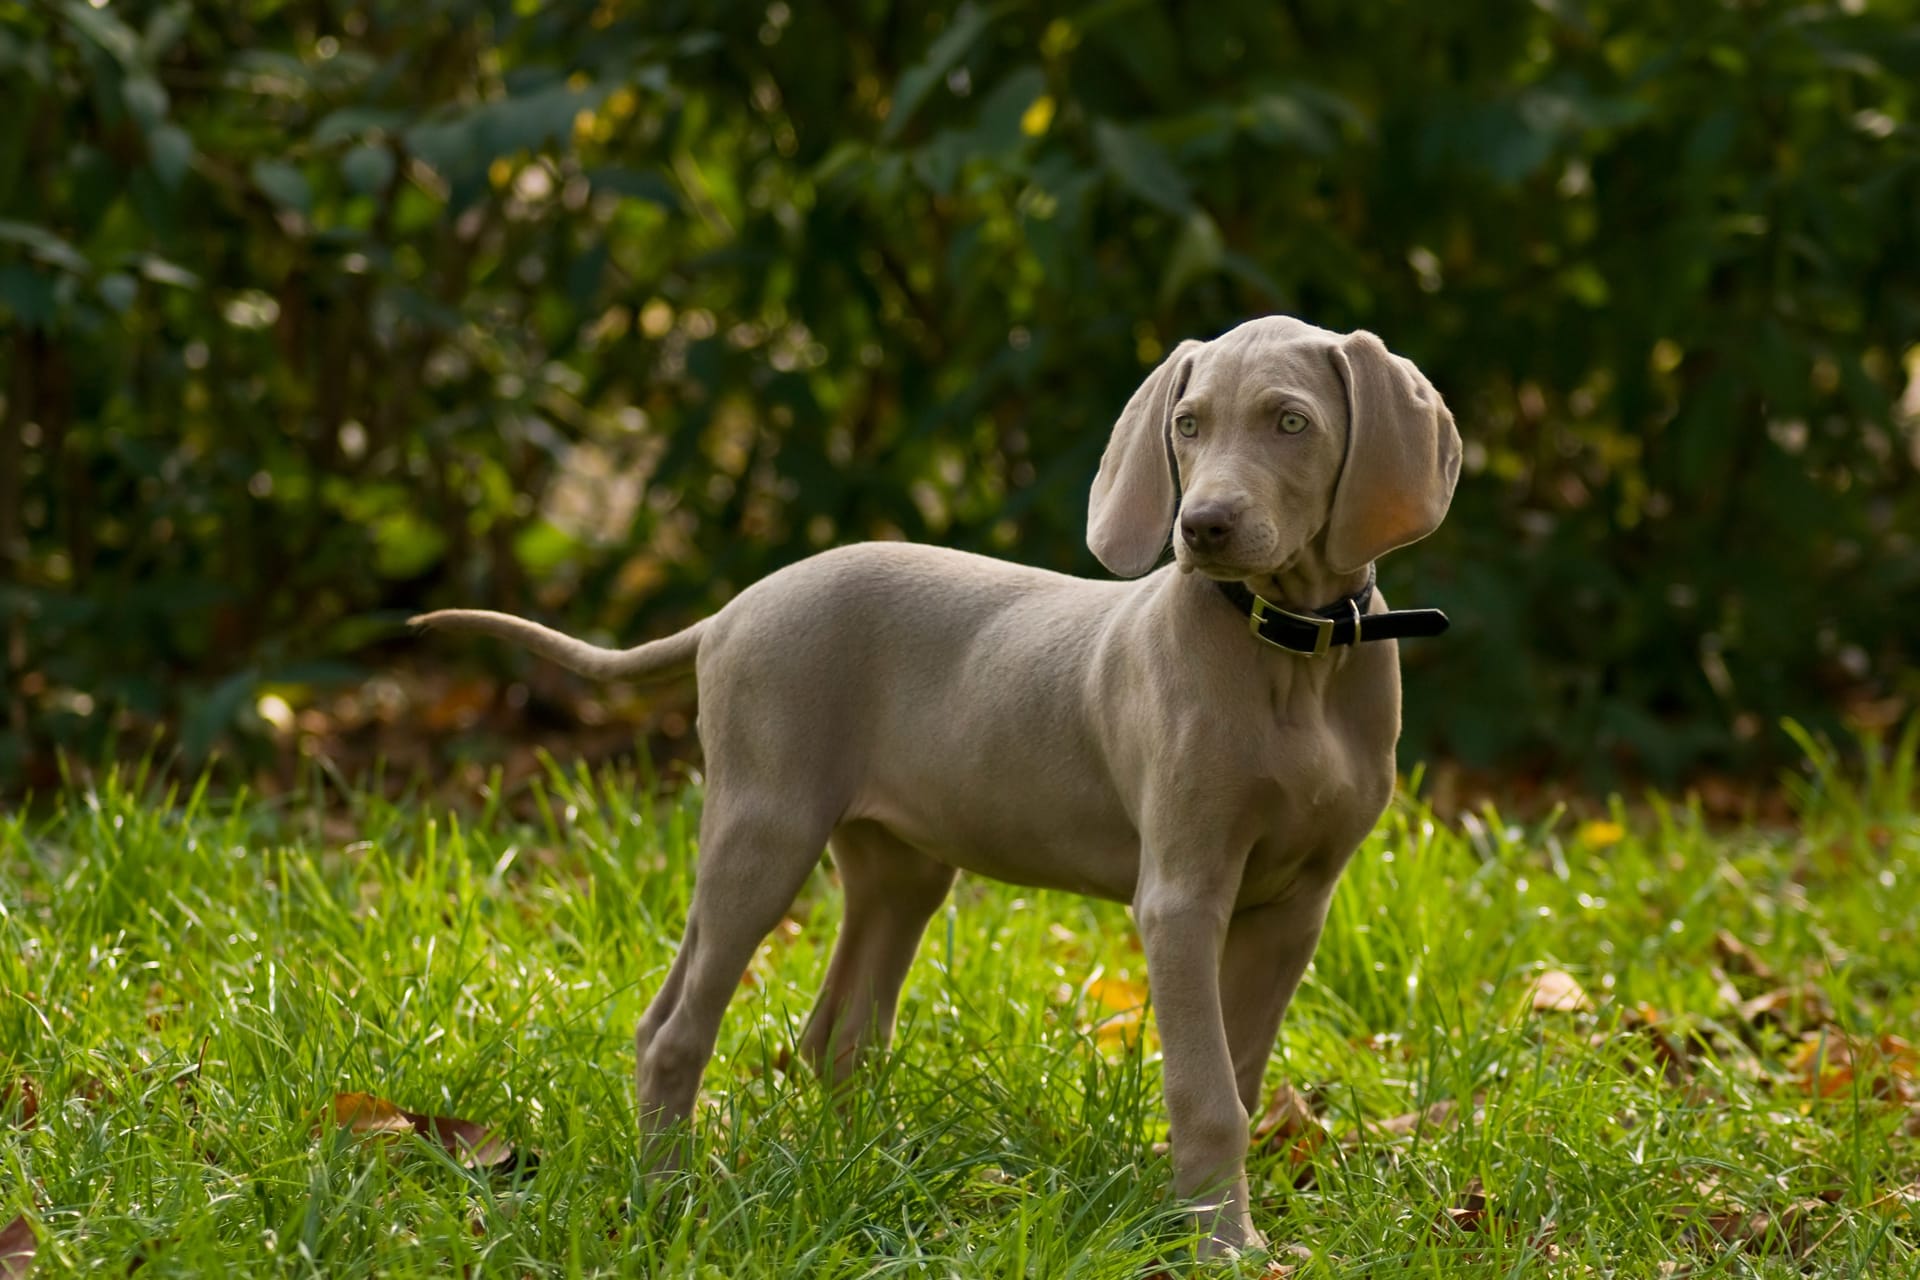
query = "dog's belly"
xmin=846 ymin=766 xmax=1141 ymax=902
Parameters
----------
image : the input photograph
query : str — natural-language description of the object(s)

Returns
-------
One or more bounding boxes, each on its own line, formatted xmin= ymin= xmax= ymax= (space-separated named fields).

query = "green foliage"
xmin=3 ymin=0 xmax=1919 ymax=783
xmin=1 ymin=752 xmax=1917 ymax=1273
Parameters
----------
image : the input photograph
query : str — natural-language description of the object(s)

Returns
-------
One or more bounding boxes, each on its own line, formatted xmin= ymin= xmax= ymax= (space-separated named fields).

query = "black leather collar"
xmin=1214 ymin=566 xmax=1450 ymax=657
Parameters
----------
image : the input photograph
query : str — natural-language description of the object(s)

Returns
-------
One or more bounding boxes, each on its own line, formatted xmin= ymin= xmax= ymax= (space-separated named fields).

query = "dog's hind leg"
xmin=798 ymin=821 xmax=956 ymax=1083
xmin=634 ymin=790 xmax=834 ymax=1169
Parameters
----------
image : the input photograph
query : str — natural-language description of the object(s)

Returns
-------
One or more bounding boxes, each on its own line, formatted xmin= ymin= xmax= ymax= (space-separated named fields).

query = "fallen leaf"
xmin=1868 ymin=1183 xmax=1920 ymax=1214
xmin=0 ymin=1078 xmax=36 ymax=1129
xmin=1791 ymin=1030 xmax=1918 ymax=1103
xmin=0 ymin=1216 xmax=33 ymax=1280
xmin=1081 ymin=973 xmax=1152 ymax=1050
xmin=1712 ymin=929 xmax=1776 ymax=983
xmin=332 ymin=1091 xmax=414 ymax=1137
xmin=1252 ymin=1083 xmax=1327 ymax=1185
xmin=411 ymin=1112 xmax=514 ymax=1171
xmin=1528 ymin=969 xmax=1593 ymax=1014
xmin=421 ymin=679 xmax=495 ymax=732
xmin=1697 ymin=1197 xmax=1825 ymax=1256
xmin=328 ymin=1093 xmax=518 ymax=1171
xmin=1736 ymin=985 xmax=1833 ymax=1034
xmin=1614 ymin=1005 xmax=1696 ymax=1086
xmin=1441 ymin=1178 xmax=1490 ymax=1232
xmin=1577 ymin=819 xmax=1625 ymax=847
xmin=1344 ymin=1094 xmax=1482 ymax=1144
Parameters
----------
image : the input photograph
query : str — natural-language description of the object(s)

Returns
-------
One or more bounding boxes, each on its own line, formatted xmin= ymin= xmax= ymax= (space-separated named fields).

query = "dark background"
xmin=3 ymin=0 xmax=1917 ymax=799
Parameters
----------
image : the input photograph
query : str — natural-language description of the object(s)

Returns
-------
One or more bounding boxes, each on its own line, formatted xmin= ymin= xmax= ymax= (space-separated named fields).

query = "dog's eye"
xmin=1174 ymin=414 xmax=1199 ymax=438
xmin=1279 ymin=410 xmax=1311 ymax=434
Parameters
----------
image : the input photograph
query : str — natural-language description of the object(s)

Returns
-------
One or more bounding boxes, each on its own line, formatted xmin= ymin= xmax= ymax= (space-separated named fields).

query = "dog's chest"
xmin=1235 ymin=708 xmax=1391 ymax=907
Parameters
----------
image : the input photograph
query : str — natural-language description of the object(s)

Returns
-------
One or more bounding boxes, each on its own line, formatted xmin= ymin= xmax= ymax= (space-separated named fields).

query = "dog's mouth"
xmin=1176 ymin=549 xmax=1281 ymax=582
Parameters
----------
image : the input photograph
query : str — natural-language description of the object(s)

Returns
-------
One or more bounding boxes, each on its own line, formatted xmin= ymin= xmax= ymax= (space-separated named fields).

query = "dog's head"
xmin=1086 ymin=316 xmax=1461 ymax=580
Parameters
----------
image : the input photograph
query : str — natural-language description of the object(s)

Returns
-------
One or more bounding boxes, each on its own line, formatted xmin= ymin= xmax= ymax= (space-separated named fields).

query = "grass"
xmin=3 ymin=726 xmax=1918 ymax=1278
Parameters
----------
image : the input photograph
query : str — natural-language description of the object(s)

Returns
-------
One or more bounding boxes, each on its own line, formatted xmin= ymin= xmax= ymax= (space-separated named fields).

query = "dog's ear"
xmin=1087 ymin=339 xmax=1205 ymax=577
xmin=1324 ymin=330 xmax=1462 ymax=574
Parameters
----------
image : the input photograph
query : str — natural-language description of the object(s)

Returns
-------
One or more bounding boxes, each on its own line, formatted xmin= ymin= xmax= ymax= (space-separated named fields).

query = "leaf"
xmin=1159 ymin=208 xmax=1223 ymax=308
xmin=1576 ymin=819 xmax=1624 ymax=847
xmin=1252 ymin=1082 xmax=1327 ymax=1184
xmin=332 ymin=1091 xmax=413 ymax=1136
xmin=411 ymin=1112 xmax=514 ymax=1170
xmin=1241 ymin=92 xmax=1335 ymax=153
xmin=883 ymin=3 xmax=993 ymax=141
xmin=328 ymin=1093 xmax=518 ymax=1171
xmin=585 ymin=167 xmax=680 ymax=209
xmin=1439 ymin=1177 xmax=1490 ymax=1232
xmin=97 ymin=272 xmax=137 ymax=312
xmin=1528 ymin=968 xmax=1593 ymax=1013
xmin=1736 ymin=984 xmax=1833 ymax=1033
xmin=1 ymin=1076 xmax=37 ymax=1128
xmin=1712 ymin=929 xmax=1776 ymax=983
xmin=251 ymin=159 xmax=312 ymax=213
xmin=1697 ymin=1198 xmax=1826 ymax=1257
xmin=121 ymin=73 xmax=169 ymax=131
xmin=340 ymin=144 xmax=395 ymax=196
xmin=58 ymin=0 xmax=140 ymax=64
xmin=312 ymin=106 xmax=409 ymax=147
xmin=132 ymin=253 xmax=198 ymax=289
xmin=1791 ymin=1030 xmax=1918 ymax=1102
xmin=1344 ymin=1094 xmax=1481 ymax=1144
xmin=0 ymin=220 xmax=87 ymax=274
xmin=0 ymin=1216 xmax=32 ymax=1280
xmin=1079 ymin=972 xmax=1151 ymax=1050
xmin=1092 ymin=120 xmax=1191 ymax=214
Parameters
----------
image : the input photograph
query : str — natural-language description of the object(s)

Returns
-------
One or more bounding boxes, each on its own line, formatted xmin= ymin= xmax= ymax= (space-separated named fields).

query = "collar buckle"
xmin=1248 ymin=594 xmax=1333 ymax=657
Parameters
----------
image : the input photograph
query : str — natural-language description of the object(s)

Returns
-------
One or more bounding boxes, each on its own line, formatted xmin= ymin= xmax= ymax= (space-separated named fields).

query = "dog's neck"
xmin=1240 ymin=557 xmax=1373 ymax=615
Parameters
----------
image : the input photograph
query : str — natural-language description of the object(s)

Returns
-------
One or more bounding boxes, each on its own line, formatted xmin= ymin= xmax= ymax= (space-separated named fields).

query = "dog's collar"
xmin=1213 ymin=567 xmax=1450 ymax=657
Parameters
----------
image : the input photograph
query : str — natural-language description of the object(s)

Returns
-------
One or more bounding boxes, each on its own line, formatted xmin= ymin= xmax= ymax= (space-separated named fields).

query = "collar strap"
xmin=1214 ymin=569 xmax=1450 ymax=657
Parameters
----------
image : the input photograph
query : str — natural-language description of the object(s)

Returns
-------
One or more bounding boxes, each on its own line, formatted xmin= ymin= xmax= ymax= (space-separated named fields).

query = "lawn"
xmin=3 ymin=729 xmax=1917 ymax=1278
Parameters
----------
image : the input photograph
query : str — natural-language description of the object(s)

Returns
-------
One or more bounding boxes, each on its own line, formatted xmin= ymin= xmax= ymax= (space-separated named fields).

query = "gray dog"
xmin=415 ymin=314 xmax=1461 ymax=1256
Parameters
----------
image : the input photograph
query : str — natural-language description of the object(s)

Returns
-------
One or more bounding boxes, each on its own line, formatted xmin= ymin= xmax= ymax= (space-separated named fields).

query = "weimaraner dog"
xmin=415 ymin=314 xmax=1460 ymax=1257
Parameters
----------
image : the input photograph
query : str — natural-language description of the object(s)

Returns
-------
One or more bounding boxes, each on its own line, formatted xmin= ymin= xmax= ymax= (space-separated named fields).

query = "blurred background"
xmin=2 ymin=0 xmax=1917 ymax=804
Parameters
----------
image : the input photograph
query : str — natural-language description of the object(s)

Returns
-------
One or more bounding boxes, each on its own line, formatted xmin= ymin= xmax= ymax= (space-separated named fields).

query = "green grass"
xmin=3 ymin=727 xmax=1918 ymax=1278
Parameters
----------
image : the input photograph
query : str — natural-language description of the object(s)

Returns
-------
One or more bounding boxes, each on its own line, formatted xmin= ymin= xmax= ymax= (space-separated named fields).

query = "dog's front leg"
xmin=1220 ymin=887 xmax=1336 ymax=1115
xmin=1136 ymin=862 xmax=1266 ymax=1259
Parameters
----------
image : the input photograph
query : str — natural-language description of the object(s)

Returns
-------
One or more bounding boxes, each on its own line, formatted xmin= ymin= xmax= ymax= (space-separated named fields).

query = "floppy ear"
xmin=1324 ymin=330 xmax=1462 ymax=573
xmin=1087 ymin=339 xmax=1204 ymax=577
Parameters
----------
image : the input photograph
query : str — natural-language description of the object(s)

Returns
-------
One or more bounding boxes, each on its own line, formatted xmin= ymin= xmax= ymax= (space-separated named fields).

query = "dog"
xmin=414 ymin=314 xmax=1461 ymax=1257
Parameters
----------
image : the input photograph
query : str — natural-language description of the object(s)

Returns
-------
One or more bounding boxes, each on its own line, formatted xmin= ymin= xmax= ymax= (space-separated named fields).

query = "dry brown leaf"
xmin=1252 ymin=1083 xmax=1327 ymax=1185
xmin=1528 ymin=969 xmax=1593 ymax=1014
xmin=421 ymin=679 xmax=495 ymax=732
xmin=1081 ymin=973 xmax=1153 ymax=1051
xmin=1736 ymin=984 xmax=1833 ymax=1033
xmin=411 ymin=1113 xmax=514 ymax=1171
xmin=1440 ymin=1178 xmax=1490 ymax=1232
xmin=328 ymin=1092 xmax=517 ymax=1171
xmin=0 ymin=1078 xmax=36 ymax=1129
xmin=1698 ymin=1197 xmax=1825 ymax=1256
xmin=1868 ymin=1183 xmax=1920 ymax=1214
xmin=1791 ymin=1030 xmax=1919 ymax=1103
xmin=1345 ymin=1094 xmax=1482 ymax=1144
xmin=1712 ymin=930 xmax=1776 ymax=983
xmin=0 ymin=1215 xmax=33 ymax=1280
xmin=332 ymin=1091 xmax=414 ymax=1137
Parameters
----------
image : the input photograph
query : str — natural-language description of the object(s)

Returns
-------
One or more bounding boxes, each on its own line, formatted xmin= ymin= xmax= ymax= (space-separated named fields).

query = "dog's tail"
xmin=409 ymin=609 xmax=707 ymax=683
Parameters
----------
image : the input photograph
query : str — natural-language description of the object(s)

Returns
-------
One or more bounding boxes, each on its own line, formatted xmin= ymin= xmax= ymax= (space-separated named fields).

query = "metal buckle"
xmin=1248 ymin=594 xmax=1334 ymax=657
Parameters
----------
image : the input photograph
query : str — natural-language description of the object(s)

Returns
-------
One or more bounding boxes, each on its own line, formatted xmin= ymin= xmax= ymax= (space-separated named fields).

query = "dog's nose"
xmin=1180 ymin=502 xmax=1237 ymax=553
